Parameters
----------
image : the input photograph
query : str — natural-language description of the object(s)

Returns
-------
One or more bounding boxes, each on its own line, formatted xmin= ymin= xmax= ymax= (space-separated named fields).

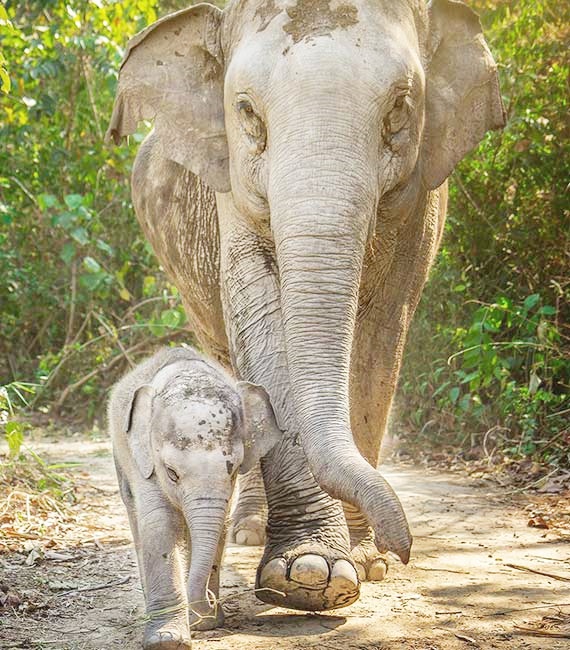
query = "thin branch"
xmin=480 ymin=603 xmax=570 ymax=617
xmin=81 ymin=58 xmax=102 ymax=140
xmin=54 ymin=330 xmax=187 ymax=410
xmin=29 ymin=312 xmax=93 ymax=407
xmin=93 ymin=312 xmax=135 ymax=369
xmin=64 ymin=260 xmax=78 ymax=347
xmin=506 ymin=563 xmax=570 ymax=583
xmin=452 ymin=172 xmax=495 ymax=231
xmin=514 ymin=626 xmax=570 ymax=639
xmin=56 ymin=576 xmax=130 ymax=598
xmin=119 ymin=296 xmax=167 ymax=325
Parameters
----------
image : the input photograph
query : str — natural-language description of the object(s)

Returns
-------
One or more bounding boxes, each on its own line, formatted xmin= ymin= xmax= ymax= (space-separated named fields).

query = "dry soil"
xmin=1 ymin=435 xmax=569 ymax=650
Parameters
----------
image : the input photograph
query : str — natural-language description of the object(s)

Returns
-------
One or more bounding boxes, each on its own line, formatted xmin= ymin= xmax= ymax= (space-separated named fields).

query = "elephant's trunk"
xmin=183 ymin=496 xmax=227 ymax=620
xmin=269 ymin=136 xmax=412 ymax=563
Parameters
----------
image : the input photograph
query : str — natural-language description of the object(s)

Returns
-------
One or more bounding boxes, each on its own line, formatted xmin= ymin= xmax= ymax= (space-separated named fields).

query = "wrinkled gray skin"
xmin=107 ymin=0 xmax=505 ymax=614
xmin=109 ymin=347 xmax=282 ymax=649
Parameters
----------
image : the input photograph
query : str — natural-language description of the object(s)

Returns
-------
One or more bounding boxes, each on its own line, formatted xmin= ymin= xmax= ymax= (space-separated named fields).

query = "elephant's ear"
xmin=106 ymin=4 xmax=230 ymax=193
xmin=124 ymin=384 xmax=155 ymax=479
xmin=236 ymin=382 xmax=283 ymax=475
xmin=421 ymin=0 xmax=506 ymax=190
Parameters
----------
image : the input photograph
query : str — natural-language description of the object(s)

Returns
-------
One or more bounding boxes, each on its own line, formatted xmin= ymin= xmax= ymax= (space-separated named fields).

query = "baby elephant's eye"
xmin=166 ymin=466 xmax=179 ymax=483
xmin=237 ymin=99 xmax=255 ymax=116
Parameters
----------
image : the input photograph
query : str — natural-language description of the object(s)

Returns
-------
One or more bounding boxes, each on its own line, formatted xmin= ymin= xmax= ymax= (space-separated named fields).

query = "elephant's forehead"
xmin=224 ymin=0 xmax=423 ymax=98
xmin=262 ymin=0 xmax=359 ymax=44
xmin=226 ymin=0 xmax=422 ymax=46
xmin=161 ymin=399 xmax=234 ymax=451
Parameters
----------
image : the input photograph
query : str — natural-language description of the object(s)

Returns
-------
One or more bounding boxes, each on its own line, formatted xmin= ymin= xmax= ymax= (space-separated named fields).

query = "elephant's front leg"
xmin=230 ymin=464 xmax=267 ymax=546
xmin=218 ymin=196 xmax=359 ymax=611
xmin=132 ymin=485 xmax=191 ymax=650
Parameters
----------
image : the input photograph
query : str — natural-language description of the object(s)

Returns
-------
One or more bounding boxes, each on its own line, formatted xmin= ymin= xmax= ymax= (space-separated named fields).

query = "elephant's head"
xmin=124 ymin=364 xmax=281 ymax=622
xmin=108 ymin=0 xmax=505 ymax=564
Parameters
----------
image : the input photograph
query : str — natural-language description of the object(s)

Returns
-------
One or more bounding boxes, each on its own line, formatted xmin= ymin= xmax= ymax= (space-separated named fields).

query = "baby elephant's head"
xmin=124 ymin=368 xmax=282 ymax=502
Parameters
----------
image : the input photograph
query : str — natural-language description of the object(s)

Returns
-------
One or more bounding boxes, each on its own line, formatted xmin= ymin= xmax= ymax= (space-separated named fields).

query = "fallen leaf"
xmin=528 ymin=515 xmax=549 ymax=529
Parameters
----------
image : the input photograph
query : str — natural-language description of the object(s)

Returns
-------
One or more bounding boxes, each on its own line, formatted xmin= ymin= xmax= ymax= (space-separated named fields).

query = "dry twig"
xmin=506 ymin=563 xmax=570 ymax=583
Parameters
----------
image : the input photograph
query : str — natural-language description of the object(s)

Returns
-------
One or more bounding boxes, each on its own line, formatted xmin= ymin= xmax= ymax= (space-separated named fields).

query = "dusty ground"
xmin=1 ymin=433 xmax=569 ymax=650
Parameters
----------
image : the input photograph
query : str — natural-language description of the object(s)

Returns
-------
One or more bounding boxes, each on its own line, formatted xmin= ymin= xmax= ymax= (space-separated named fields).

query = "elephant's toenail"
xmin=354 ymin=561 xmax=367 ymax=582
xmin=259 ymin=557 xmax=288 ymax=588
xmin=289 ymin=554 xmax=329 ymax=586
xmin=331 ymin=559 xmax=359 ymax=587
xmin=368 ymin=558 xmax=388 ymax=581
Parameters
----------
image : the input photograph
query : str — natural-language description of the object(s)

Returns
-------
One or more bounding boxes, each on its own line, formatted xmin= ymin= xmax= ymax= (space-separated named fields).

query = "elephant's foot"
xmin=351 ymin=529 xmax=389 ymax=582
xmin=255 ymin=505 xmax=360 ymax=611
xmin=230 ymin=513 xmax=266 ymax=546
xmin=188 ymin=600 xmax=225 ymax=631
xmin=230 ymin=467 xmax=267 ymax=546
xmin=143 ymin=610 xmax=191 ymax=650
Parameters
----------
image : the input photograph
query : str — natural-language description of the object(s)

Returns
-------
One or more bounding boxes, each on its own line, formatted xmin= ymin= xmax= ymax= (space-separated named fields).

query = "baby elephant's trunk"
xmin=183 ymin=497 xmax=228 ymax=626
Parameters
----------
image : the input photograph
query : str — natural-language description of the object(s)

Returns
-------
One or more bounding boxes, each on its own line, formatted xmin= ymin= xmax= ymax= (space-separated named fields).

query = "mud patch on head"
xmin=284 ymin=0 xmax=358 ymax=44
xmin=255 ymin=0 xmax=282 ymax=33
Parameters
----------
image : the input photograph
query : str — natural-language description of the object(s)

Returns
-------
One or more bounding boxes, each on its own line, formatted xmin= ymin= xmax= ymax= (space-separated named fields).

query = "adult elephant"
xmin=107 ymin=0 xmax=504 ymax=612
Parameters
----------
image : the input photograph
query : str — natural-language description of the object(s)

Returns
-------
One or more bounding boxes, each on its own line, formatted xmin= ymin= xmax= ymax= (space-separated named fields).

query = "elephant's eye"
xmin=383 ymin=93 xmax=412 ymax=139
xmin=236 ymin=96 xmax=267 ymax=155
xmin=166 ymin=466 xmax=179 ymax=483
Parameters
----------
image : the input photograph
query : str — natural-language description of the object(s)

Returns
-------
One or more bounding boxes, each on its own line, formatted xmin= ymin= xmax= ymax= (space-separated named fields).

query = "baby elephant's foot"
xmin=351 ymin=528 xmax=389 ymax=582
xmin=189 ymin=601 xmax=225 ymax=631
xmin=230 ymin=513 xmax=266 ymax=546
xmin=143 ymin=613 xmax=191 ymax=650
xmin=256 ymin=544 xmax=360 ymax=611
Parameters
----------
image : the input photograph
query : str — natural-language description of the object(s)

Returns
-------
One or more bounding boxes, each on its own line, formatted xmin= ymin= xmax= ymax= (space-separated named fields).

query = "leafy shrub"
xmin=0 ymin=1 xmax=192 ymax=417
xmin=397 ymin=0 xmax=569 ymax=467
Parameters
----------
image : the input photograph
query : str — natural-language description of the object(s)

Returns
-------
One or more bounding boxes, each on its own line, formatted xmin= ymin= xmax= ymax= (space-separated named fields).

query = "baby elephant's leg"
xmin=132 ymin=484 xmax=191 ymax=650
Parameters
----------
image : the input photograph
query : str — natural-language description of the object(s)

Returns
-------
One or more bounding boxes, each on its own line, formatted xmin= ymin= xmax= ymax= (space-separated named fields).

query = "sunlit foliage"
xmin=0 ymin=1 xmax=567 ymax=467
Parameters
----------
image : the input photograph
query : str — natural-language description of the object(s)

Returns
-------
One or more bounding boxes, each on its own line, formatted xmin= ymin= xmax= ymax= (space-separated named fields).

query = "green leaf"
xmin=83 ymin=256 xmax=101 ymax=273
xmin=449 ymin=387 xmax=460 ymax=404
xmin=53 ymin=211 xmax=76 ymax=229
xmin=523 ymin=294 xmax=540 ymax=311
xmin=458 ymin=394 xmax=471 ymax=412
xmin=143 ymin=275 xmax=156 ymax=297
xmin=460 ymin=370 xmax=479 ymax=385
xmin=96 ymin=239 xmax=114 ymax=256
xmin=64 ymin=194 xmax=84 ymax=210
xmin=0 ymin=67 xmax=10 ymax=93
xmin=79 ymin=271 xmax=105 ymax=291
xmin=539 ymin=305 xmax=556 ymax=316
xmin=38 ymin=193 xmax=58 ymax=210
xmin=60 ymin=242 xmax=76 ymax=265
xmin=5 ymin=421 xmax=24 ymax=458
xmin=160 ymin=308 xmax=182 ymax=329
xmin=71 ymin=227 xmax=89 ymax=245
xmin=148 ymin=321 xmax=166 ymax=337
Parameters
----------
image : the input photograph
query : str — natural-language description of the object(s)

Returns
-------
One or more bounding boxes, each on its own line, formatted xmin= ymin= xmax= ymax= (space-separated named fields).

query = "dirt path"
xmin=1 ymin=435 xmax=569 ymax=650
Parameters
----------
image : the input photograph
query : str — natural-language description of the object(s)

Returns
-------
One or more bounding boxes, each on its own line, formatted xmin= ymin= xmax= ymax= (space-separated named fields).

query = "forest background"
xmin=1 ymin=0 xmax=568 ymax=472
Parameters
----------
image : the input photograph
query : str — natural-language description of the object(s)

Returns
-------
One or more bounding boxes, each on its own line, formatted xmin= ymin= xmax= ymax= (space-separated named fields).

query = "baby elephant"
xmin=109 ymin=346 xmax=282 ymax=649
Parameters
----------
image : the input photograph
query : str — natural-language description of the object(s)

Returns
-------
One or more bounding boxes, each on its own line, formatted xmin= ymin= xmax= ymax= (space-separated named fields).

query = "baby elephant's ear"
xmin=237 ymin=382 xmax=283 ymax=475
xmin=124 ymin=384 xmax=155 ymax=479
